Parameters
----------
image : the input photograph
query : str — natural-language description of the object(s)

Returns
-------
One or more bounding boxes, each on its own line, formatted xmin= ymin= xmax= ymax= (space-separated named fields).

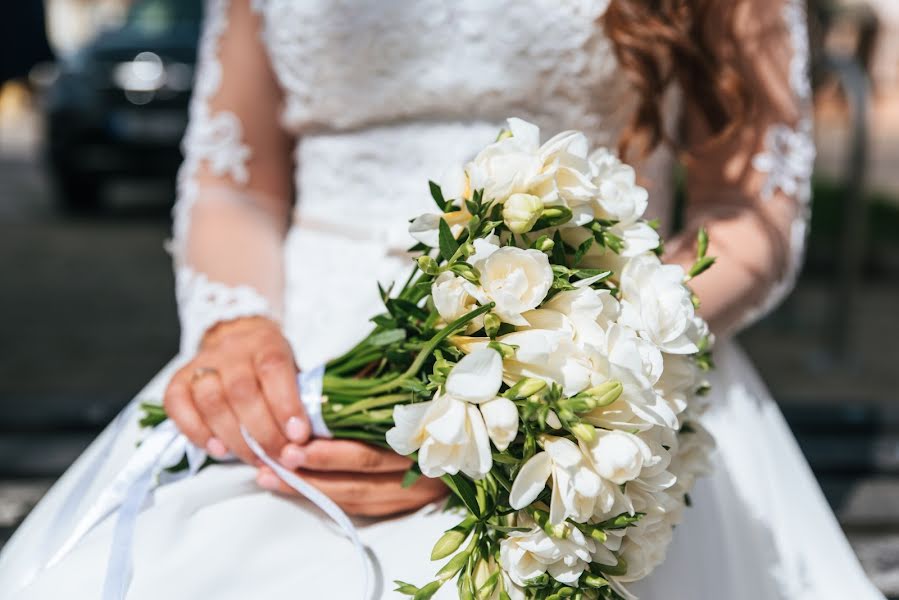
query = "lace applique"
xmin=171 ymin=0 xmax=271 ymax=355
xmin=176 ymin=267 xmax=274 ymax=355
xmin=753 ymin=119 xmax=815 ymax=203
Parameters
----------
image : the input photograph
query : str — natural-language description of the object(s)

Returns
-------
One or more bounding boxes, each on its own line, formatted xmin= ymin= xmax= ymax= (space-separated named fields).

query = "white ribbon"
xmin=38 ymin=367 xmax=371 ymax=600
xmin=299 ymin=364 xmax=330 ymax=438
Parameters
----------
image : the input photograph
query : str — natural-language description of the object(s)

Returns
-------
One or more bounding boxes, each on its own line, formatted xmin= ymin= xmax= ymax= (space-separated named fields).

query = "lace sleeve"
xmin=668 ymin=0 xmax=815 ymax=336
xmin=171 ymin=0 xmax=294 ymax=356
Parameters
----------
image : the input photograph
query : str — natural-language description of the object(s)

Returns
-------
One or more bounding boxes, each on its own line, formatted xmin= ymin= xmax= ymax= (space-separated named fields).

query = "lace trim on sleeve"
xmin=745 ymin=0 xmax=816 ymax=326
xmin=171 ymin=0 xmax=274 ymax=355
xmin=176 ymin=267 xmax=274 ymax=355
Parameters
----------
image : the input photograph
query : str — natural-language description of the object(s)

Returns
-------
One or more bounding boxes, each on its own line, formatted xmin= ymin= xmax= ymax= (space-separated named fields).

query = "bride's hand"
xmin=255 ymin=439 xmax=448 ymax=517
xmin=164 ymin=316 xmax=310 ymax=464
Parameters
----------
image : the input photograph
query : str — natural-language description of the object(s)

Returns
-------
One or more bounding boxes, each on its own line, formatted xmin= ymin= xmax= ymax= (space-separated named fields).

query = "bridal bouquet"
xmin=144 ymin=118 xmax=715 ymax=599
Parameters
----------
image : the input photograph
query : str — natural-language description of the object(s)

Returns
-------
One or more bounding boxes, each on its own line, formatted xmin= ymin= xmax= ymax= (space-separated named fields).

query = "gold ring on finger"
xmin=191 ymin=367 xmax=219 ymax=383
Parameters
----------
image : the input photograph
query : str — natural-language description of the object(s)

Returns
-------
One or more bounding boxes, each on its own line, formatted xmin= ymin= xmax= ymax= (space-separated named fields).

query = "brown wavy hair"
xmin=603 ymin=0 xmax=749 ymax=158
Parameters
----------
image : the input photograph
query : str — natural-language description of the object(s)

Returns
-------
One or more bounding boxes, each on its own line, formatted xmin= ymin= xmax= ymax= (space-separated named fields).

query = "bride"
xmin=0 ymin=0 xmax=885 ymax=598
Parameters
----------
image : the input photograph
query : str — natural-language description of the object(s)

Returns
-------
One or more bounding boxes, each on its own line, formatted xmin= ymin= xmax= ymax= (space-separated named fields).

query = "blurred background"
xmin=0 ymin=0 xmax=897 ymax=595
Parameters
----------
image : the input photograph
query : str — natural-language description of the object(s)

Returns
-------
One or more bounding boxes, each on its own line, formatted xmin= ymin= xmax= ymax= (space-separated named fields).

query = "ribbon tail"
xmin=46 ymin=423 xmax=182 ymax=570
xmin=241 ymin=427 xmax=371 ymax=599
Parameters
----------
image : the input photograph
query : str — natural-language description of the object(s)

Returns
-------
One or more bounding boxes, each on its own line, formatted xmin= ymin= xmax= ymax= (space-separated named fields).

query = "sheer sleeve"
xmin=669 ymin=0 xmax=815 ymax=335
xmin=171 ymin=0 xmax=294 ymax=356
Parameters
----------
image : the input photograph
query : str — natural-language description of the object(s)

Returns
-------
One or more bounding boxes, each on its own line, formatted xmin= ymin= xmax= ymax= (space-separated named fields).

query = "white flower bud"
xmin=502 ymin=193 xmax=544 ymax=234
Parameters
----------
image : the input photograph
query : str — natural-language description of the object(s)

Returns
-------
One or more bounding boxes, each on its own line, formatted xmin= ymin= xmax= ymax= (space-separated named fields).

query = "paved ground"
xmin=0 ymin=131 xmax=898 ymax=594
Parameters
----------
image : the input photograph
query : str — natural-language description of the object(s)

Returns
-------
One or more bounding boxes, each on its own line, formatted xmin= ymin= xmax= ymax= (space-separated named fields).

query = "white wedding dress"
xmin=0 ymin=0 xmax=884 ymax=598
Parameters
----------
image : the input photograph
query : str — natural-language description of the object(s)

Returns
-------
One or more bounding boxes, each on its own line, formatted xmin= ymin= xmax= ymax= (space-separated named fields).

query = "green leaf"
xmin=435 ymin=550 xmax=471 ymax=582
xmin=431 ymin=516 xmax=477 ymax=560
xmin=441 ymin=474 xmax=481 ymax=517
xmin=688 ymin=255 xmax=716 ymax=278
xmin=438 ymin=218 xmax=459 ymax=261
xmin=414 ymin=580 xmax=444 ymax=600
xmin=429 ymin=180 xmax=448 ymax=211
xmin=368 ymin=329 xmax=407 ymax=347
xmin=697 ymin=226 xmax=709 ymax=258
xmin=394 ymin=581 xmax=420 ymax=596
xmin=551 ymin=230 xmax=567 ymax=267
xmin=402 ymin=463 xmax=423 ymax=489
xmin=573 ymin=236 xmax=594 ymax=266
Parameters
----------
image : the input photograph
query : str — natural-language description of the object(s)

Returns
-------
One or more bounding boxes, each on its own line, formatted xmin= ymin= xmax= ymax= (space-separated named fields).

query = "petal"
xmin=385 ymin=401 xmax=432 ymax=455
xmin=544 ymin=437 xmax=584 ymax=469
xmin=480 ymin=397 xmax=519 ymax=451
xmin=547 ymin=557 xmax=585 ymax=584
xmin=464 ymin=404 xmax=494 ymax=479
xmin=509 ymin=451 xmax=553 ymax=509
xmin=408 ymin=213 xmax=442 ymax=246
xmin=425 ymin=396 xmax=469 ymax=444
xmin=446 ymin=347 xmax=504 ymax=403
xmin=439 ymin=164 xmax=467 ymax=200
xmin=507 ymin=117 xmax=541 ymax=150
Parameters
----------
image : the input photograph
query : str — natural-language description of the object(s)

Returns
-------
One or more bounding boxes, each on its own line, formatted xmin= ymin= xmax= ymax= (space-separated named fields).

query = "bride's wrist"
xmin=200 ymin=315 xmax=282 ymax=350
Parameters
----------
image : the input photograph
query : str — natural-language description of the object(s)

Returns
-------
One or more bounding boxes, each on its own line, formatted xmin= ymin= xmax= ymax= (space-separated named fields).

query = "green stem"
xmin=327 ymin=393 xmax=409 ymax=418
xmin=362 ymin=302 xmax=494 ymax=396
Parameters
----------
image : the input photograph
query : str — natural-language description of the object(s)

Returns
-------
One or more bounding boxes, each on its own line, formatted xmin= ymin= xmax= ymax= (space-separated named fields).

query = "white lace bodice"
xmin=171 ymin=0 xmax=814 ymax=358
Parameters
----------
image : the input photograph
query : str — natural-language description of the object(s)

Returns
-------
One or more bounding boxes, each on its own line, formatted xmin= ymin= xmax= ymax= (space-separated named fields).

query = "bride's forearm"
xmin=663 ymin=205 xmax=793 ymax=337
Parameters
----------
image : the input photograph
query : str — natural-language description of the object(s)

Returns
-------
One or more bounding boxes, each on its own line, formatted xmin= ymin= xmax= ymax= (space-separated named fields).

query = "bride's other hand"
xmin=164 ymin=316 xmax=310 ymax=465
xmin=256 ymin=439 xmax=448 ymax=517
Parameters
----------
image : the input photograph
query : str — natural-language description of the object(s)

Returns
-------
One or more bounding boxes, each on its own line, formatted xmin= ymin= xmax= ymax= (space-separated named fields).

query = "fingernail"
xmin=205 ymin=437 xmax=228 ymax=459
xmin=280 ymin=444 xmax=306 ymax=469
xmin=285 ymin=416 xmax=306 ymax=442
xmin=257 ymin=471 xmax=281 ymax=492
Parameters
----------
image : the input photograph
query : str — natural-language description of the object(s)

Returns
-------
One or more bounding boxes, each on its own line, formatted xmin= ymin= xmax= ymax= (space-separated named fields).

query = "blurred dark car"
xmin=45 ymin=0 xmax=201 ymax=210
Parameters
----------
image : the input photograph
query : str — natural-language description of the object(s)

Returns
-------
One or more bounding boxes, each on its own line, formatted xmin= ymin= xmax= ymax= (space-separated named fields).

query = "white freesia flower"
xmin=590 ymin=148 xmax=648 ymax=223
xmin=654 ymin=353 xmax=699 ymax=416
xmin=469 ymin=245 xmax=553 ymax=326
xmin=510 ymin=435 xmax=617 ymax=523
xmin=581 ymin=429 xmax=654 ymax=485
xmin=468 ymin=118 xmax=549 ymax=202
xmin=502 ymin=193 xmax=544 ymax=233
xmin=589 ymin=148 xmax=660 ymax=256
xmin=499 ymin=328 xmax=595 ymax=396
xmin=467 ymin=118 xmax=597 ymax=219
xmin=386 ymin=349 xmax=519 ymax=478
xmin=431 ymin=272 xmax=483 ymax=333
xmin=619 ymin=254 xmax=701 ymax=354
xmin=499 ymin=524 xmax=596 ymax=586
xmin=534 ymin=287 xmax=620 ymax=348
xmin=585 ymin=324 xmax=678 ymax=429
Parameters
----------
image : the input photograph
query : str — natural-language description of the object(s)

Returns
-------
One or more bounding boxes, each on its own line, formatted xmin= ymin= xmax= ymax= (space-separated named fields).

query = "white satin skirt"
xmin=0 ymin=337 xmax=884 ymax=600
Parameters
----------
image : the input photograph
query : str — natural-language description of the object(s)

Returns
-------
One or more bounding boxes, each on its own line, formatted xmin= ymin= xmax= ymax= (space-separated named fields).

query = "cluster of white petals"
xmin=396 ymin=119 xmax=714 ymax=595
xmin=387 ymin=348 xmax=519 ymax=479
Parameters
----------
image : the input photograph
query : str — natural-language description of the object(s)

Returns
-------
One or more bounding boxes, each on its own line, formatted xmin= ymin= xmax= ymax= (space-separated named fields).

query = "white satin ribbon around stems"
xmin=35 ymin=367 xmax=371 ymax=600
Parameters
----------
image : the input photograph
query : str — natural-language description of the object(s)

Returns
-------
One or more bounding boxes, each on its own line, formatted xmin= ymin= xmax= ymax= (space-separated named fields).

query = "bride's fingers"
xmin=191 ymin=370 xmax=257 ymax=464
xmin=255 ymin=466 xmax=446 ymax=511
xmin=219 ymin=364 xmax=288 ymax=457
xmin=163 ymin=370 xmax=213 ymax=451
xmin=279 ymin=439 xmax=412 ymax=473
xmin=254 ymin=348 xmax=309 ymax=444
